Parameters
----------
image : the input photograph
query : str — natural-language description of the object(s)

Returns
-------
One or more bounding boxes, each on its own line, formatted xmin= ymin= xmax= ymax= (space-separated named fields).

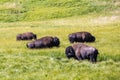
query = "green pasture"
xmin=0 ymin=15 xmax=120 ymax=80
xmin=0 ymin=0 xmax=120 ymax=80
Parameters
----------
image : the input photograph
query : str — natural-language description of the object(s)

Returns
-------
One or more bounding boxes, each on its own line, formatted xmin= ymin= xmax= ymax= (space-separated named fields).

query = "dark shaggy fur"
xmin=65 ymin=43 xmax=99 ymax=63
xmin=68 ymin=31 xmax=95 ymax=43
xmin=26 ymin=36 xmax=60 ymax=49
xmin=16 ymin=32 xmax=37 ymax=40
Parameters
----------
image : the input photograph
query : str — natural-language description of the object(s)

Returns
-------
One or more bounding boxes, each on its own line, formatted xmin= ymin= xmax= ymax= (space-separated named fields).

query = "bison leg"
xmin=76 ymin=55 xmax=83 ymax=60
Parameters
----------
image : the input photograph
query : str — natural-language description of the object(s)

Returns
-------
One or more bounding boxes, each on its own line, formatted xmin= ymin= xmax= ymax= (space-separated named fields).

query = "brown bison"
xmin=16 ymin=32 xmax=37 ymax=40
xmin=68 ymin=31 xmax=95 ymax=43
xmin=26 ymin=36 xmax=60 ymax=49
xmin=65 ymin=43 xmax=99 ymax=63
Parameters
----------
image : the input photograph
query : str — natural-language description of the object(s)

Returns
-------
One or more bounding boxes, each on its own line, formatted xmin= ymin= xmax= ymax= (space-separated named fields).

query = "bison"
xmin=68 ymin=31 xmax=95 ymax=43
xmin=65 ymin=43 xmax=99 ymax=63
xmin=16 ymin=32 xmax=37 ymax=40
xmin=26 ymin=36 xmax=60 ymax=49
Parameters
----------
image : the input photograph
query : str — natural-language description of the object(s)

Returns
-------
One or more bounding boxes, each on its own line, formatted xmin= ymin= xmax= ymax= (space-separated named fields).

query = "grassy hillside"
xmin=0 ymin=0 xmax=120 ymax=22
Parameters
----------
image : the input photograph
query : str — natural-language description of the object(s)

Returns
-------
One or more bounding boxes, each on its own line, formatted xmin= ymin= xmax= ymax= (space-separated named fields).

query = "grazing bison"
xmin=68 ymin=31 xmax=95 ymax=43
xmin=65 ymin=43 xmax=99 ymax=63
xmin=26 ymin=36 xmax=60 ymax=49
xmin=16 ymin=32 xmax=37 ymax=40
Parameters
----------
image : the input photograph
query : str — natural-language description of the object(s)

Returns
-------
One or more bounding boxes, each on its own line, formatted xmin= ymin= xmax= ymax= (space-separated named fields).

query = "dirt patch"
xmin=90 ymin=16 xmax=119 ymax=25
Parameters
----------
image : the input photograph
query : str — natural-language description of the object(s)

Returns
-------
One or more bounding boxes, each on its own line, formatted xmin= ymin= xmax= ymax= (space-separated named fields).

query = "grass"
xmin=0 ymin=0 xmax=120 ymax=80
xmin=0 ymin=0 xmax=120 ymax=22
xmin=0 ymin=14 xmax=120 ymax=79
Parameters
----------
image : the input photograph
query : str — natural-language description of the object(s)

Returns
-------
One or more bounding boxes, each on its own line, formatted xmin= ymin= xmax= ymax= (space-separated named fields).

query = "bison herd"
xmin=16 ymin=31 xmax=99 ymax=63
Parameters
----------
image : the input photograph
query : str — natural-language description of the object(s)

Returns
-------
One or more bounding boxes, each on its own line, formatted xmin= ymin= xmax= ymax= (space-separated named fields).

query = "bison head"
xmin=65 ymin=46 xmax=76 ymax=59
xmin=53 ymin=37 xmax=60 ymax=47
xmin=91 ymin=49 xmax=99 ymax=63
xmin=90 ymin=36 xmax=95 ymax=42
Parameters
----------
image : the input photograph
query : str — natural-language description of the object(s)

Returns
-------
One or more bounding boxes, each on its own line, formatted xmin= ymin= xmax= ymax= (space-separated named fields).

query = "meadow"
xmin=0 ymin=15 xmax=120 ymax=80
xmin=0 ymin=0 xmax=120 ymax=80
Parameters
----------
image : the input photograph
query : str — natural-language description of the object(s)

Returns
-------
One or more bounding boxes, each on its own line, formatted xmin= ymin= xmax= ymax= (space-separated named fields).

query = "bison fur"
xmin=16 ymin=32 xmax=37 ymax=40
xmin=68 ymin=31 xmax=95 ymax=43
xmin=65 ymin=43 xmax=99 ymax=63
xmin=26 ymin=36 xmax=60 ymax=49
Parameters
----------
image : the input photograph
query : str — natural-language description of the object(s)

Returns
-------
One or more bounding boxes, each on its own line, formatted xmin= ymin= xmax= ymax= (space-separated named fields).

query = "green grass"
xmin=0 ymin=14 xmax=120 ymax=79
xmin=0 ymin=0 xmax=120 ymax=22
xmin=0 ymin=0 xmax=120 ymax=79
